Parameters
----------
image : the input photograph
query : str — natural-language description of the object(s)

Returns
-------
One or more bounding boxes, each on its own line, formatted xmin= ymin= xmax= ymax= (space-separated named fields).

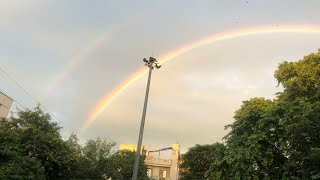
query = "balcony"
xmin=145 ymin=156 xmax=172 ymax=167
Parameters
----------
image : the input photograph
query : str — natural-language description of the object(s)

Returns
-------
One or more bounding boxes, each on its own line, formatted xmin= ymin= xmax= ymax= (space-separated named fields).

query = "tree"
xmin=1 ymin=107 xmax=149 ymax=180
xmin=0 ymin=155 xmax=45 ymax=180
xmin=79 ymin=137 xmax=115 ymax=179
xmin=65 ymin=133 xmax=83 ymax=178
xmin=208 ymin=144 xmax=230 ymax=180
xmin=0 ymin=107 xmax=79 ymax=179
xmin=224 ymin=98 xmax=286 ymax=179
xmin=273 ymin=50 xmax=320 ymax=179
xmin=221 ymin=50 xmax=320 ymax=179
xmin=106 ymin=150 xmax=148 ymax=180
xmin=0 ymin=118 xmax=45 ymax=179
xmin=180 ymin=143 xmax=226 ymax=180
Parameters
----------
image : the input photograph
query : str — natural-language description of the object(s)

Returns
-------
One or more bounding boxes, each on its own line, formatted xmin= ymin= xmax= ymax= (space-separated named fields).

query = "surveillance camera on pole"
xmin=132 ymin=57 xmax=161 ymax=180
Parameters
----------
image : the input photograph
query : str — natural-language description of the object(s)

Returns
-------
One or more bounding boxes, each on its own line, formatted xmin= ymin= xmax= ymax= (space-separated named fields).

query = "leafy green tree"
xmin=0 ymin=118 xmax=45 ymax=179
xmin=79 ymin=137 xmax=115 ymax=179
xmin=12 ymin=107 xmax=79 ymax=179
xmin=273 ymin=50 xmax=320 ymax=179
xmin=180 ymin=143 xmax=226 ymax=180
xmin=208 ymin=143 xmax=229 ymax=180
xmin=65 ymin=133 xmax=83 ymax=179
xmin=1 ymin=107 xmax=150 ymax=180
xmin=106 ymin=150 xmax=148 ymax=180
xmin=0 ymin=107 xmax=80 ymax=179
xmin=0 ymin=155 xmax=45 ymax=180
xmin=224 ymin=98 xmax=286 ymax=179
xmin=66 ymin=133 xmax=82 ymax=156
xmin=221 ymin=50 xmax=320 ymax=179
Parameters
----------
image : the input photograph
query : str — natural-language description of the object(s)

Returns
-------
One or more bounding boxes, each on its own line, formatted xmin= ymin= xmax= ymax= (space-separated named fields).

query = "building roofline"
xmin=0 ymin=90 xmax=13 ymax=101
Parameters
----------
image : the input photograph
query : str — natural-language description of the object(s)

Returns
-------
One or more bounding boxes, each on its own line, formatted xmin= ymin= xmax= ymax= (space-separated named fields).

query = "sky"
xmin=1 ymin=0 xmax=320 ymax=153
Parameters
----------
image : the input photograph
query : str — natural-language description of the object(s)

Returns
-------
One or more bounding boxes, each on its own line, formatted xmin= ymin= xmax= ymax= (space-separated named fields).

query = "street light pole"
xmin=132 ymin=57 xmax=161 ymax=180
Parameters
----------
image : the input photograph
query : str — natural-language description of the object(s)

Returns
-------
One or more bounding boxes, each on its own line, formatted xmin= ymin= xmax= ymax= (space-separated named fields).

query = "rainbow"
xmin=41 ymin=32 xmax=113 ymax=102
xmin=41 ymin=3 xmax=158 ymax=102
xmin=81 ymin=24 xmax=320 ymax=130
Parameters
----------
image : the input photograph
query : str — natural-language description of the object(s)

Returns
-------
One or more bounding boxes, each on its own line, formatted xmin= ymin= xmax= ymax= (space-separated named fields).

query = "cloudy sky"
xmin=1 ymin=0 xmax=320 ymax=152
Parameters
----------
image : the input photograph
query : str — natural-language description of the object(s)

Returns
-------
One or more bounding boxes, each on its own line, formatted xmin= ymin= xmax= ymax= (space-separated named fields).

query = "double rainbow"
xmin=42 ymin=2 xmax=159 ymax=102
xmin=81 ymin=24 xmax=320 ymax=130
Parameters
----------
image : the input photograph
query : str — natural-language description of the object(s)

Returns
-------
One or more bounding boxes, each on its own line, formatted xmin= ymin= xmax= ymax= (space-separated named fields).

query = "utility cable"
xmin=0 ymin=66 xmax=38 ymax=104
xmin=0 ymin=65 xmax=62 ymax=123
xmin=0 ymin=89 xmax=26 ymax=110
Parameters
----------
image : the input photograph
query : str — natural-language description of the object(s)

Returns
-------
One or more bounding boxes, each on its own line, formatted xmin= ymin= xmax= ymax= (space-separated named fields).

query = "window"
xmin=147 ymin=169 xmax=152 ymax=177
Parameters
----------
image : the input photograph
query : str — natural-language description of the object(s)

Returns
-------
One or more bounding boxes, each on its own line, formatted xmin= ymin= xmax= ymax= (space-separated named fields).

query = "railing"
xmin=145 ymin=157 xmax=172 ymax=167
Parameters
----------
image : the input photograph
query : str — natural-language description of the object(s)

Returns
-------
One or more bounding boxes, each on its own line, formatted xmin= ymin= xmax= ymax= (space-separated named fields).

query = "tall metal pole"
xmin=132 ymin=57 xmax=161 ymax=180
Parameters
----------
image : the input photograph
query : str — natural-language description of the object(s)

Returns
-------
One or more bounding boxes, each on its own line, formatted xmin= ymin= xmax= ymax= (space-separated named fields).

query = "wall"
xmin=0 ymin=92 xmax=13 ymax=119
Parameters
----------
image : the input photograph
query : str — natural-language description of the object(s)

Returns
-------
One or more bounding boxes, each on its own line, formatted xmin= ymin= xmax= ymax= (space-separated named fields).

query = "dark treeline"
xmin=180 ymin=50 xmax=320 ymax=180
xmin=0 ymin=108 xmax=148 ymax=180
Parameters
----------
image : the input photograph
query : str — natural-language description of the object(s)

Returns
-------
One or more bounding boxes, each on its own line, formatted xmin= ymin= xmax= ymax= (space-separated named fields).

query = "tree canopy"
xmin=107 ymin=150 xmax=148 ymax=180
xmin=180 ymin=143 xmax=226 ymax=180
xmin=181 ymin=50 xmax=320 ymax=179
xmin=0 ymin=107 xmax=148 ymax=180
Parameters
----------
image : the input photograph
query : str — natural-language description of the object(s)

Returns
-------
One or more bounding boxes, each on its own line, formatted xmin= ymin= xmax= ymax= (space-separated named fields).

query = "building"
xmin=119 ymin=144 xmax=180 ymax=180
xmin=0 ymin=91 xmax=13 ymax=119
xmin=119 ymin=144 xmax=144 ymax=152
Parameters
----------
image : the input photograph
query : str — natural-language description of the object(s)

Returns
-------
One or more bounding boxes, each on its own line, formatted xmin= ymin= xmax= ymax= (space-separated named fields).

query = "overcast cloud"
xmin=1 ymin=0 xmax=320 ymax=152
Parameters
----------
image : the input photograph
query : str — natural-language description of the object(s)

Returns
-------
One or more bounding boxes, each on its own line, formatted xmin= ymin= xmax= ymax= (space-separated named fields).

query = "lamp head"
xmin=149 ymin=57 xmax=157 ymax=63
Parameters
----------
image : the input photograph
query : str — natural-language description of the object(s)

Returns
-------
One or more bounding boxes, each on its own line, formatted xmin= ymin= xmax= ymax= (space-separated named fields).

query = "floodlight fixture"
xmin=149 ymin=56 xmax=157 ymax=62
xmin=143 ymin=58 xmax=148 ymax=63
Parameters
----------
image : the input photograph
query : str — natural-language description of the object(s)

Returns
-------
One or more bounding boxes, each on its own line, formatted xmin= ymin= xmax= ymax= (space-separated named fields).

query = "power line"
xmin=1 ymin=87 xmax=65 ymax=130
xmin=0 ymin=65 xmax=62 ymax=123
xmin=0 ymin=66 xmax=39 ymax=104
xmin=12 ymin=99 xmax=27 ymax=110
xmin=0 ymin=89 xmax=26 ymax=110
xmin=13 ymin=99 xmax=28 ymax=109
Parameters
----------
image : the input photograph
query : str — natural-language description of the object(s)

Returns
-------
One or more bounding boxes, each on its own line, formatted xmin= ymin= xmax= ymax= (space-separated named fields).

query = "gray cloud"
xmin=1 ymin=1 xmax=320 ymax=152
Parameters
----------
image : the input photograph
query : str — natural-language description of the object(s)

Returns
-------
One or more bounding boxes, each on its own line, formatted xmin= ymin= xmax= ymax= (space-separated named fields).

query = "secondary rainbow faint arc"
xmin=42 ymin=32 xmax=113 ymax=102
xmin=81 ymin=24 xmax=320 ymax=130
xmin=42 ymin=2 xmax=160 ymax=102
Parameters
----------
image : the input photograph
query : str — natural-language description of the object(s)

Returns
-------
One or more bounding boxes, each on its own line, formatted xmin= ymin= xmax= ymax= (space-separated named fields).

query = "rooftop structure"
xmin=119 ymin=144 xmax=180 ymax=180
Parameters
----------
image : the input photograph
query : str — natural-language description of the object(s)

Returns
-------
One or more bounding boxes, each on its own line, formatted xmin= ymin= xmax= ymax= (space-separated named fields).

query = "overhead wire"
xmin=0 ymin=88 xmax=27 ymax=110
xmin=0 ymin=66 xmax=38 ymax=104
xmin=0 ymin=64 xmax=62 ymax=123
